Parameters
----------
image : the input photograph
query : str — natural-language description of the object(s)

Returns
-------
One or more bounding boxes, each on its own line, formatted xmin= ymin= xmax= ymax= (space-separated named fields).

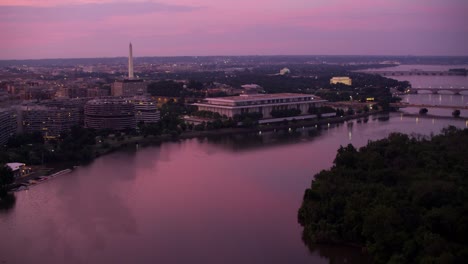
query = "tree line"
xmin=298 ymin=127 xmax=468 ymax=264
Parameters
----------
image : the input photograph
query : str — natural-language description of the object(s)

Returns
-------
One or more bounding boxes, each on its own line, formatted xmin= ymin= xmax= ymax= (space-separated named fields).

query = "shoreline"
xmin=6 ymin=111 xmax=383 ymax=192
xmin=179 ymin=111 xmax=383 ymax=139
xmin=398 ymin=111 xmax=468 ymax=120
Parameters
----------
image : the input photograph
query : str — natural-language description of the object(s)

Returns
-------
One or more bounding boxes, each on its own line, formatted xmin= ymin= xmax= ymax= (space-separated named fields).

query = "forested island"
xmin=298 ymin=127 xmax=468 ymax=264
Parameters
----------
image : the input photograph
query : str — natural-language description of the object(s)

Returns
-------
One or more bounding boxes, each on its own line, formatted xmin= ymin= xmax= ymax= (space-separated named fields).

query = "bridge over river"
xmin=366 ymin=70 xmax=467 ymax=77
xmin=391 ymin=103 xmax=468 ymax=110
xmin=406 ymin=87 xmax=468 ymax=95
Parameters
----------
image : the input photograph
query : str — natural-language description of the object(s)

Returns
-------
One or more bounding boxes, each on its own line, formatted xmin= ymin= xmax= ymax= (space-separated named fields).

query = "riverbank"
xmin=179 ymin=111 xmax=382 ymax=139
xmin=6 ymin=111 xmax=383 ymax=192
xmin=398 ymin=111 xmax=468 ymax=120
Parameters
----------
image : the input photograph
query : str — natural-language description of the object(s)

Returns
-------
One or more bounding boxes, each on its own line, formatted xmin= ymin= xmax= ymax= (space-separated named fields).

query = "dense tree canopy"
xmin=298 ymin=127 xmax=468 ymax=264
xmin=0 ymin=166 xmax=14 ymax=197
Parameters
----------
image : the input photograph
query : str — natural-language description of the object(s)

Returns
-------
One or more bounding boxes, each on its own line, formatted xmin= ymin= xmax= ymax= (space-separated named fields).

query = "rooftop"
xmin=6 ymin=162 xmax=26 ymax=171
xmin=204 ymin=93 xmax=322 ymax=102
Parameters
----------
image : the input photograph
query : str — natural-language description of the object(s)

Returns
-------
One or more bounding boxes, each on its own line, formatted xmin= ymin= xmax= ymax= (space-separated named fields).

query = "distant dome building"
xmin=84 ymin=98 xmax=136 ymax=130
xmin=279 ymin=68 xmax=291 ymax=75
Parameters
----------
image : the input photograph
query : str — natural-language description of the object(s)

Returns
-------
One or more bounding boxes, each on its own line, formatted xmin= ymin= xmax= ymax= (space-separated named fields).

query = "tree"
xmin=419 ymin=108 xmax=428 ymax=115
xmin=299 ymin=129 xmax=468 ymax=264
xmin=452 ymin=109 xmax=460 ymax=118
xmin=0 ymin=165 xmax=14 ymax=197
xmin=187 ymin=80 xmax=204 ymax=90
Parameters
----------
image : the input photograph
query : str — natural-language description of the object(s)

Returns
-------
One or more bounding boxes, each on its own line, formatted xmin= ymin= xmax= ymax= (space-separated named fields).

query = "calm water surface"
xmin=1 ymin=114 xmax=467 ymax=264
xmin=365 ymin=64 xmax=468 ymax=88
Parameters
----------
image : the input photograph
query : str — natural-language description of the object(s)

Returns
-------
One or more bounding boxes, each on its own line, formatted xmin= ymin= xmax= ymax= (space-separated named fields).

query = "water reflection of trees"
xmin=0 ymin=193 xmax=16 ymax=213
xmin=204 ymin=128 xmax=323 ymax=152
xmin=307 ymin=244 xmax=371 ymax=264
xmin=302 ymin=232 xmax=370 ymax=264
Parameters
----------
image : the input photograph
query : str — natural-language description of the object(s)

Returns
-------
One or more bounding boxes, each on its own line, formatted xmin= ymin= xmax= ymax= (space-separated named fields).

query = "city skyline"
xmin=1 ymin=0 xmax=468 ymax=60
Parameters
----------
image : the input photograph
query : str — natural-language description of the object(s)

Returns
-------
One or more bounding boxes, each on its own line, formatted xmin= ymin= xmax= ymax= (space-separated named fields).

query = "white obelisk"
xmin=128 ymin=42 xmax=134 ymax=79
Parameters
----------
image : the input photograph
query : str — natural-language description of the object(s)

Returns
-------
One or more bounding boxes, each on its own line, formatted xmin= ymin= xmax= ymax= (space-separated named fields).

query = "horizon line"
xmin=1 ymin=54 xmax=468 ymax=61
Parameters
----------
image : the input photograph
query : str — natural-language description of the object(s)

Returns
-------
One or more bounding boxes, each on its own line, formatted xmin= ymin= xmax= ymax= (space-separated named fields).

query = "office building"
xmin=20 ymin=106 xmax=80 ymax=138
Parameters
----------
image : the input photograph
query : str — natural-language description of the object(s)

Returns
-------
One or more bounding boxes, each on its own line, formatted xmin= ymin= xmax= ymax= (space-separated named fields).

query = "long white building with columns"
xmin=193 ymin=93 xmax=327 ymax=119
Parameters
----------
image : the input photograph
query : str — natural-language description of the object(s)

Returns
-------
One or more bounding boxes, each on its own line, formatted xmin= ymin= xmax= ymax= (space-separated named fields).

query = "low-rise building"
xmin=193 ymin=93 xmax=327 ymax=119
xmin=5 ymin=163 xmax=32 ymax=178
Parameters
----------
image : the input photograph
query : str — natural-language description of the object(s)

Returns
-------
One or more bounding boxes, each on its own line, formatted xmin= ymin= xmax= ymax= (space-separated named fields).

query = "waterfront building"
xmin=84 ymin=98 xmax=136 ymax=130
xmin=19 ymin=106 xmax=80 ymax=139
xmin=330 ymin=77 xmax=352 ymax=86
xmin=39 ymin=98 xmax=89 ymax=126
xmin=128 ymin=96 xmax=160 ymax=124
xmin=193 ymin=93 xmax=327 ymax=119
xmin=0 ymin=108 xmax=17 ymax=145
xmin=5 ymin=163 xmax=32 ymax=178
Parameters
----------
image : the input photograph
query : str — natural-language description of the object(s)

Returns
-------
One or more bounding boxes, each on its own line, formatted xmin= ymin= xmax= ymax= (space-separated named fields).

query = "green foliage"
xmin=346 ymin=108 xmax=355 ymax=115
xmin=335 ymin=108 xmax=346 ymax=116
xmin=7 ymin=132 xmax=44 ymax=148
xmin=192 ymin=110 xmax=222 ymax=119
xmin=419 ymin=108 xmax=429 ymax=115
xmin=0 ymin=165 xmax=14 ymax=197
xmin=0 ymin=165 xmax=14 ymax=183
xmin=147 ymin=80 xmax=184 ymax=97
xmin=308 ymin=106 xmax=336 ymax=115
xmin=298 ymin=128 xmax=468 ymax=264
xmin=187 ymin=80 xmax=204 ymax=90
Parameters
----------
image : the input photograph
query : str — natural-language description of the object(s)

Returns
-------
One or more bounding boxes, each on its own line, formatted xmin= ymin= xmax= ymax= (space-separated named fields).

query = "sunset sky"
xmin=1 ymin=0 xmax=467 ymax=59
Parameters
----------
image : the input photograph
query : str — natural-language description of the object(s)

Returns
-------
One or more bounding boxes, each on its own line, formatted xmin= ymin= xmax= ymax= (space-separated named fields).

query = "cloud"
xmin=0 ymin=1 xmax=201 ymax=22
xmin=0 ymin=0 xmax=467 ymax=58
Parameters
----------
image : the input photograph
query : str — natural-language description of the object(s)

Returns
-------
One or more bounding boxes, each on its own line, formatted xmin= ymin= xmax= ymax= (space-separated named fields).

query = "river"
xmin=1 ymin=113 xmax=467 ymax=264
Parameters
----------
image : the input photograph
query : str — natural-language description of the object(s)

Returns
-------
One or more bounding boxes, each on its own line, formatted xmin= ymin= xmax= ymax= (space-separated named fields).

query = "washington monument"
xmin=128 ymin=42 xmax=134 ymax=79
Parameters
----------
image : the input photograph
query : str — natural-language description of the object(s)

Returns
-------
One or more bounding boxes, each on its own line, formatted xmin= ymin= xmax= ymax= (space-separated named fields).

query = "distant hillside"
xmin=1 ymin=55 xmax=467 ymax=67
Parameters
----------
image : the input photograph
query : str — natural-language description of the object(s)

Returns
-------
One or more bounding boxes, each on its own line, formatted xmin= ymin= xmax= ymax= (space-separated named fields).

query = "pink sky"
xmin=1 ymin=0 xmax=467 ymax=59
